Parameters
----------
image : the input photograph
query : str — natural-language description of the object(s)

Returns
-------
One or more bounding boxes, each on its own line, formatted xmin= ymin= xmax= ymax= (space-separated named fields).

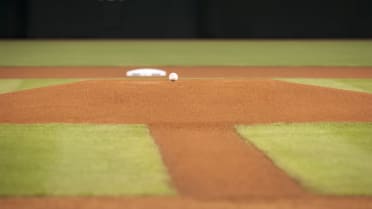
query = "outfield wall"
xmin=1 ymin=0 xmax=372 ymax=38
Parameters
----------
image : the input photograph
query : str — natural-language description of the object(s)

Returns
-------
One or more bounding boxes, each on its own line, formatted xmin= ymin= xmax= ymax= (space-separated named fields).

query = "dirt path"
xmin=1 ymin=66 xmax=372 ymax=78
xmin=150 ymin=124 xmax=305 ymax=198
xmin=1 ymin=67 xmax=372 ymax=208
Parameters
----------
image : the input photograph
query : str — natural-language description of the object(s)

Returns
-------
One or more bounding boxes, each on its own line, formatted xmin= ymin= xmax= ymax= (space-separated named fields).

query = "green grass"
xmin=0 ymin=124 xmax=175 ymax=196
xmin=0 ymin=40 xmax=372 ymax=66
xmin=236 ymin=122 xmax=372 ymax=195
xmin=277 ymin=78 xmax=372 ymax=94
xmin=0 ymin=79 xmax=85 ymax=94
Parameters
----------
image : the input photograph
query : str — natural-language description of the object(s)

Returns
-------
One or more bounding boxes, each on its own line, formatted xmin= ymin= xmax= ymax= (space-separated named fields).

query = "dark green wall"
xmin=1 ymin=0 xmax=372 ymax=38
xmin=0 ymin=0 xmax=28 ymax=38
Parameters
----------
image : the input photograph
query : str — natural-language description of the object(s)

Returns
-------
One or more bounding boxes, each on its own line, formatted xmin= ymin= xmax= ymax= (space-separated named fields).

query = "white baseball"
xmin=169 ymin=72 xmax=179 ymax=81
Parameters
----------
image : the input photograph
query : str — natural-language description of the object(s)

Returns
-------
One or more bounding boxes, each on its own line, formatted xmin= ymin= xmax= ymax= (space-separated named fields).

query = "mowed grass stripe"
xmin=0 ymin=124 xmax=176 ymax=196
xmin=278 ymin=78 xmax=372 ymax=94
xmin=0 ymin=79 xmax=85 ymax=94
xmin=1 ymin=40 xmax=372 ymax=66
xmin=236 ymin=122 xmax=372 ymax=195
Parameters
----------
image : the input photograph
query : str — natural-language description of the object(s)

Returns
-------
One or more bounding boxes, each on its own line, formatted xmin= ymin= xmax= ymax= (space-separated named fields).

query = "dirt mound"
xmin=1 ymin=79 xmax=372 ymax=124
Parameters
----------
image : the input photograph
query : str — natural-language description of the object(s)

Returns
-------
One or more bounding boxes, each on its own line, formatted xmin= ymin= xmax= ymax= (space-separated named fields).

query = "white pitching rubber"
xmin=126 ymin=68 xmax=167 ymax=77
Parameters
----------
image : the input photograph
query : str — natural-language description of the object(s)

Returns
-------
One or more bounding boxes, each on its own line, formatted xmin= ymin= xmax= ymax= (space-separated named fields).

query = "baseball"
xmin=169 ymin=72 xmax=179 ymax=81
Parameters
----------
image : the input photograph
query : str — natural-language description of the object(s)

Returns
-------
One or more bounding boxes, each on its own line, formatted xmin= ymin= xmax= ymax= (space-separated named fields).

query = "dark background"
xmin=1 ymin=0 xmax=372 ymax=38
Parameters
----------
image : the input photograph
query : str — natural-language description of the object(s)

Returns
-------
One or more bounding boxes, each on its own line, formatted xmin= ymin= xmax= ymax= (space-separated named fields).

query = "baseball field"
xmin=1 ymin=40 xmax=372 ymax=209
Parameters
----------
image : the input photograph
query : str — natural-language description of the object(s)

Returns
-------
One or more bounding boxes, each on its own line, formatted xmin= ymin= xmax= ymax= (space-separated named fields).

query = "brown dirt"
xmin=1 ymin=67 xmax=372 ymax=209
xmin=1 ymin=196 xmax=372 ymax=209
xmin=150 ymin=124 xmax=304 ymax=198
xmin=1 ymin=66 xmax=372 ymax=78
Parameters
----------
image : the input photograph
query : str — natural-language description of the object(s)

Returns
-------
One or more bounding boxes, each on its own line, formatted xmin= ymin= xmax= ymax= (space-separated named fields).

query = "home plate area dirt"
xmin=1 ymin=67 xmax=372 ymax=209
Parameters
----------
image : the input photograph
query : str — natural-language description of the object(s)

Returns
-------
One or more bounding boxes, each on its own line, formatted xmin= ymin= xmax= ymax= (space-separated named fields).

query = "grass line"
xmin=0 ymin=79 xmax=85 ymax=94
xmin=277 ymin=78 xmax=372 ymax=94
xmin=1 ymin=40 xmax=371 ymax=66
xmin=0 ymin=124 xmax=176 ymax=196
xmin=236 ymin=122 xmax=372 ymax=195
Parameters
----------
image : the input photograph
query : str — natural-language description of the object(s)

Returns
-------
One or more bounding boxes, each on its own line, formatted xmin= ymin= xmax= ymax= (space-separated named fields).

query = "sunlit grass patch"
xmin=0 ymin=124 xmax=175 ymax=196
xmin=236 ymin=122 xmax=372 ymax=195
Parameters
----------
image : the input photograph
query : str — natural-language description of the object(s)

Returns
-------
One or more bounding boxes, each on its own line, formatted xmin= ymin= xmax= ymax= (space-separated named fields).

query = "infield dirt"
xmin=1 ymin=66 xmax=372 ymax=209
